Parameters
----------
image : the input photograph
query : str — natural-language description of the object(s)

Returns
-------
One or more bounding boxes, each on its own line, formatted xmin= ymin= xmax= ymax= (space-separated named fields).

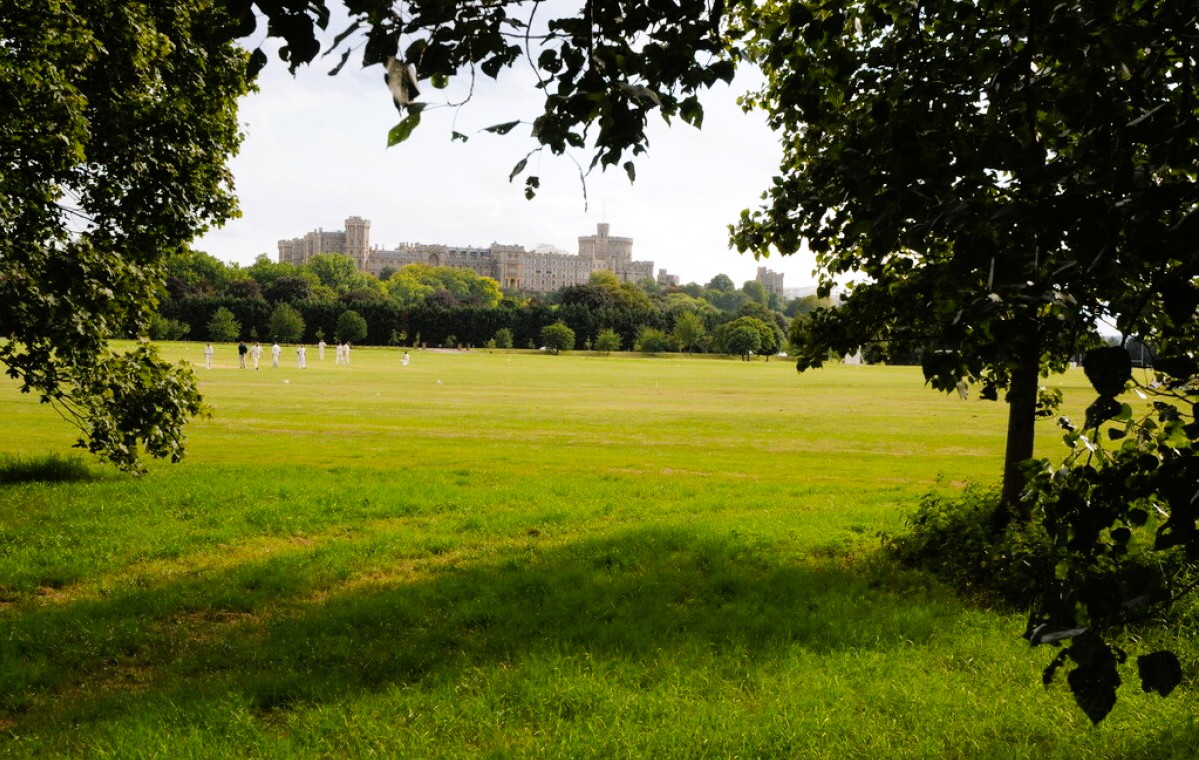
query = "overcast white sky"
xmin=194 ymin=35 xmax=819 ymax=290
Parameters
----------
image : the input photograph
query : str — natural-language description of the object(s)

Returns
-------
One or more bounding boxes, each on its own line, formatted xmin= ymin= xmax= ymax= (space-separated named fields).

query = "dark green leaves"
xmin=1083 ymin=347 xmax=1132 ymax=398
xmin=1153 ymin=355 xmax=1199 ymax=382
xmin=483 ymin=121 xmax=522 ymax=136
xmin=386 ymin=110 xmax=422 ymax=146
xmin=1084 ymin=396 xmax=1123 ymax=430
xmin=2 ymin=0 xmax=248 ymax=470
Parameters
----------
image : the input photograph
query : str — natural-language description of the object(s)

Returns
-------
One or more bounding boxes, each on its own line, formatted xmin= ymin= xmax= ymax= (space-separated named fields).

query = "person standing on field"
xmin=204 ymin=343 xmax=214 ymax=369
xmin=250 ymin=341 xmax=263 ymax=370
xmin=318 ymin=338 xmax=327 ymax=361
xmin=237 ymin=340 xmax=248 ymax=369
xmin=271 ymin=341 xmax=282 ymax=368
xmin=297 ymin=344 xmax=307 ymax=369
xmin=402 ymin=351 xmax=410 ymax=367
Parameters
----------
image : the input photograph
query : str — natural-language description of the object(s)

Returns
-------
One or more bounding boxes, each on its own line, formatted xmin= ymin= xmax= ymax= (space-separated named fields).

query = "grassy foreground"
xmin=0 ymin=344 xmax=1195 ymax=757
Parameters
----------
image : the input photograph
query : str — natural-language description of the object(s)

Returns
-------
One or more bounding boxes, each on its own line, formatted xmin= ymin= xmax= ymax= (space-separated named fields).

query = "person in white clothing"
xmin=296 ymin=345 xmax=307 ymax=368
xmin=317 ymin=339 xmax=327 ymax=360
xmin=270 ymin=342 xmax=282 ymax=368
xmin=334 ymin=342 xmax=345 ymax=365
xmin=250 ymin=341 xmax=263 ymax=370
xmin=203 ymin=343 xmax=214 ymax=369
xmin=343 ymin=342 xmax=351 ymax=365
xmin=402 ymin=351 xmax=410 ymax=367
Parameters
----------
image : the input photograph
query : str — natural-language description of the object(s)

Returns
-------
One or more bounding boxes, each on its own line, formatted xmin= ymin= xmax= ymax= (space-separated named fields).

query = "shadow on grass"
xmin=1 ymin=525 xmax=1193 ymax=754
xmin=0 ymin=454 xmax=98 ymax=485
xmin=5 ymin=528 xmax=919 ymax=713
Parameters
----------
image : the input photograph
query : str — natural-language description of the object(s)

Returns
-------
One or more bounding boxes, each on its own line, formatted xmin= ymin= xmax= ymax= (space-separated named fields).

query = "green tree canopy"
xmin=723 ymin=0 xmax=1198 ymax=721
xmin=594 ymin=328 xmax=622 ymax=353
xmin=741 ymin=280 xmax=769 ymax=306
xmin=245 ymin=254 xmax=303 ymax=292
xmin=634 ymin=326 xmax=673 ymax=354
xmin=731 ymin=0 xmax=1198 ymax=516
xmin=706 ymin=274 xmax=735 ymax=293
xmin=540 ymin=322 xmax=575 ymax=355
xmin=268 ymin=303 xmax=305 ymax=343
xmin=720 ymin=320 xmax=762 ymax=360
xmin=336 ymin=310 xmax=369 ymax=344
xmin=1 ymin=0 xmax=248 ymax=470
xmin=385 ymin=264 xmax=503 ymax=308
xmin=306 ymin=254 xmax=366 ymax=292
xmin=672 ymin=311 xmax=707 ymax=353
xmin=207 ymin=307 xmax=241 ymax=343
xmin=164 ymin=249 xmax=233 ymax=298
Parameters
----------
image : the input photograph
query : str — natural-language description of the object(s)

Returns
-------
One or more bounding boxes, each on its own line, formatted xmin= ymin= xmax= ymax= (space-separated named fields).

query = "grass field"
xmin=0 ymin=344 xmax=1195 ymax=757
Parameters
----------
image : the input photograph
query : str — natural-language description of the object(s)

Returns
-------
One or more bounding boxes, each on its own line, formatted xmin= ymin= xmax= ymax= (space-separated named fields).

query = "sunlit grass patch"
xmin=0 ymin=348 xmax=1195 ymax=756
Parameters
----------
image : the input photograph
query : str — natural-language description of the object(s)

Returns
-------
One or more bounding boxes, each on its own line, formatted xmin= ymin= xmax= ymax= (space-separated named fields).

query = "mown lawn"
xmin=0 ymin=345 xmax=1194 ymax=757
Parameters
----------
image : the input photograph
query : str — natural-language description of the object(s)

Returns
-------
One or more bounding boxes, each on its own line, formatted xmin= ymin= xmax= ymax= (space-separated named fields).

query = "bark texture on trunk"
xmin=1000 ymin=362 xmax=1039 ymax=524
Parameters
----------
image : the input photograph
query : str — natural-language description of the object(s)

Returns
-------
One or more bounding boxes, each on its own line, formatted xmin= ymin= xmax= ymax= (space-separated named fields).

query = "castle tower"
xmin=345 ymin=216 xmax=371 ymax=268
xmin=578 ymin=222 xmax=632 ymax=265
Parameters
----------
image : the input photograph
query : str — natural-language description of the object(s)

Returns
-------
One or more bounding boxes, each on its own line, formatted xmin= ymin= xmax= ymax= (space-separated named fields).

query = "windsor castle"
xmin=278 ymin=216 xmax=784 ymax=296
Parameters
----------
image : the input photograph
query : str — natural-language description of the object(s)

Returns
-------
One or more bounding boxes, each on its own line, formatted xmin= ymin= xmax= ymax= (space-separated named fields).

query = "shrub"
xmin=336 ymin=310 xmax=368 ymax=343
xmin=634 ymin=326 xmax=674 ymax=353
xmin=886 ymin=484 xmax=1055 ymax=608
xmin=540 ymin=322 xmax=575 ymax=354
xmin=492 ymin=327 xmax=514 ymax=349
xmin=207 ymin=307 xmax=240 ymax=342
xmin=594 ymin=328 xmax=621 ymax=353
xmin=268 ymin=303 xmax=305 ymax=343
xmin=148 ymin=314 xmax=190 ymax=341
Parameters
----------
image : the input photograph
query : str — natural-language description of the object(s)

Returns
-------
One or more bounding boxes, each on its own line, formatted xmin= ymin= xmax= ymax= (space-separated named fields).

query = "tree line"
xmin=152 ymin=250 xmax=827 ymax=358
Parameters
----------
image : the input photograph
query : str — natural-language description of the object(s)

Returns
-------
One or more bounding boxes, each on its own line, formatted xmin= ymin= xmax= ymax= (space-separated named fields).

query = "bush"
xmin=336 ymin=310 xmax=368 ymax=344
xmin=148 ymin=314 xmax=190 ymax=341
xmin=207 ymin=306 xmax=240 ymax=342
xmin=634 ymin=326 xmax=674 ymax=353
xmin=594 ymin=328 xmax=622 ymax=353
xmin=268 ymin=303 xmax=305 ymax=343
xmin=492 ymin=327 xmax=514 ymax=349
xmin=886 ymin=484 xmax=1055 ymax=608
xmin=540 ymin=321 xmax=575 ymax=354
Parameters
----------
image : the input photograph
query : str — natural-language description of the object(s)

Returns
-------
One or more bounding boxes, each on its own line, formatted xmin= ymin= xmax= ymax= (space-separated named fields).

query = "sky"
xmin=194 ymin=33 xmax=819 ymax=291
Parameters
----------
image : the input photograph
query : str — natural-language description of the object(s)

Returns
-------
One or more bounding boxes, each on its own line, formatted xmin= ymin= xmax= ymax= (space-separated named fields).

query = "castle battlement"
xmin=278 ymin=218 xmax=674 ymax=293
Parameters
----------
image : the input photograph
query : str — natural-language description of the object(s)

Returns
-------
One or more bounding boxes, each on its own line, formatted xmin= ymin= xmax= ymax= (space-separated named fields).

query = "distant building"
xmin=755 ymin=266 xmax=785 ymax=298
xmin=278 ymin=218 xmax=668 ymax=293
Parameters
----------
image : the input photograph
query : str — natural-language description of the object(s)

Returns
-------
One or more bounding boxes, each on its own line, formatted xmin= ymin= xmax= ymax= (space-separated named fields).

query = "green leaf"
xmin=1083 ymin=346 xmax=1132 ymax=398
xmin=1085 ymin=396 xmax=1122 ymax=430
xmin=1153 ymin=355 xmax=1199 ymax=381
xmin=508 ymin=157 xmax=528 ymax=182
xmin=679 ymin=96 xmax=703 ymax=127
xmin=387 ymin=111 xmax=422 ymax=147
xmin=483 ymin=120 xmax=521 ymax=135
xmin=524 ymin=176 xmax=540 ymax=200
xmin=248 ymin=48 xmax=268 ymax=79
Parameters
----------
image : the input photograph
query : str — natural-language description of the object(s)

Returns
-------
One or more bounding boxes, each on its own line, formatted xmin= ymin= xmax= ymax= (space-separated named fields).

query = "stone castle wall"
xmin=278 ymin=218 xmax=670 ymax=294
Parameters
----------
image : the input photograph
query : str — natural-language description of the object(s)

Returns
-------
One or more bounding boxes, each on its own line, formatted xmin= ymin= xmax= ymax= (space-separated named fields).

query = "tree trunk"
xmin=998 ymin=361 xmax=1039 ymax=526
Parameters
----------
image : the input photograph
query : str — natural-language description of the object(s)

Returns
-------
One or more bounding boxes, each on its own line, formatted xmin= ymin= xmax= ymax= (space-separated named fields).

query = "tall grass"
xmin=0 ymin=453 xmax=95 ymax=485
xmin=0 ymin=346 xmax=1194 ymax=757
